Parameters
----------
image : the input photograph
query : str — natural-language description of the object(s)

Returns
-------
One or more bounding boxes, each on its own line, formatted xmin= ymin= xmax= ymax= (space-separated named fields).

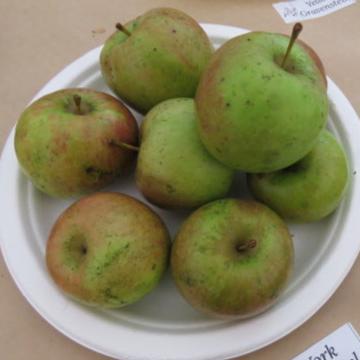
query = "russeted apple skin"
xmin=171 ymin=199 xmax=294 ymax=319
xmin=14 ymin=88 xmax=138 ymax=198
xmin=46 ymin=192 xmax=170 ymax=308
xmin=100 ymin=8 xmax=214 ymax=114
xmin=248 ymin=130 xmax=349 ymax=222
xmin=135 ymin=98 xmax=234 ymax=209
xmin=196 ymin=31 xmax=328 ymax=173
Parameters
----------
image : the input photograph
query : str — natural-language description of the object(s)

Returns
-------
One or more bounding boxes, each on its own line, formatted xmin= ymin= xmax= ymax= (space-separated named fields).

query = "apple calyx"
xmin=80 ymin=244 xmax=87 ymax=255
xmin=281 ymin=22 xmax=303 ymax=69
xmin=116 ymin=23 xmax=131 ymax=37
xmin=73 ymin=94 xmax=83 ymax=115
xmin=109 ymin=139 xmax=139 ymax=152
xmin=236 ymin=239 xmax=257 ymax=253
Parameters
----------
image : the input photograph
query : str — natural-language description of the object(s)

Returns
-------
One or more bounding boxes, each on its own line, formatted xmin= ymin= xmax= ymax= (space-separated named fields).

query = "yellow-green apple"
xmin=248 ymin=130 xmax=349 ymax=222
xmin=171 ymin=199 xmax=294 ymax=318
xmin=136 ymin=98 xmax=234 ymax=208
xmin=195 ymin=23 xmax=328 ymax=172
xmin=100 ymin=8 xmax=213 ymax=114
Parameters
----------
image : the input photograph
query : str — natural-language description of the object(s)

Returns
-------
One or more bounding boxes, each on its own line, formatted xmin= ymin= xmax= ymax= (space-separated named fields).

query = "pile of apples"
xmin=14 ymin=8 xmax=349 ymax=319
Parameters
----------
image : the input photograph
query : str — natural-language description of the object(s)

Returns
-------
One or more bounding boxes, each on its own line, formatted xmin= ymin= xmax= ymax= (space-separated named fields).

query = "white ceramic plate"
xmin=1 ymin=24 xmax=360 ymax=360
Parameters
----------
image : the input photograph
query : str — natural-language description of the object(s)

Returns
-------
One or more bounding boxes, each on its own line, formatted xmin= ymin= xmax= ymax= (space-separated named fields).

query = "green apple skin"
xmin=171 ymin=199 xmax=294 ymax=318
xmin=14 ymin=88 xmax=138 ymax=198
xmin=100 ymin=8 xmax=213 ymax=114
xmin=248 ymin=130 xmax=349 ymax=222
xmin=196 ymin=31 xmax=328 ymax=173
xmin=135 ymin=98 xmax=234 ymax=209
xmin=46 ymin=192 xmax=170 ymax=308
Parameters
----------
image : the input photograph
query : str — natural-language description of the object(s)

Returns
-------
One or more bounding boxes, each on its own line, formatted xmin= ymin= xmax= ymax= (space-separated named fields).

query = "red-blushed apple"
xmin=15 ymin=88 xmax=138 ymax=197
xmin=46 ymin=192 xmax=170 ymax=308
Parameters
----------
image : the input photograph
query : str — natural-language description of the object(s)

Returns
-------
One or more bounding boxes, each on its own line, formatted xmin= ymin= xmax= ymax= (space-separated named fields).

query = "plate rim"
xmin=1 ymin=23 xmax=360 ymax=360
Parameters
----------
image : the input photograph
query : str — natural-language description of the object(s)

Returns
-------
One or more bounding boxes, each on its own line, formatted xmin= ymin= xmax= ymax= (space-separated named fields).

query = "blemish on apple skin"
xmin=104 ymin=288 xmax=119 ymax=301
xmin=86 ymin=166 xmax=96 ymax=174
xmin=185 ymin=276 xmax=195 ymax=287
xmin=153 ymin=47 xmax=157 ymax=52
xmin=172 ymin=29 xmax=177 ymax=33
xmin=255 ymin=173 xmax=266 ymax=180
xmin=85 ymin=166 xmax=114 ymax=178
xmin=166 ymin=184 xmax=176 ymax=194
xmin=226 ymin=103 xmax=231 ymax=108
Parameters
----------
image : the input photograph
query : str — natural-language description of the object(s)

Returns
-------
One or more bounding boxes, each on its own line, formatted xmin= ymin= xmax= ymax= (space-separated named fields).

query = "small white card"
xmin=273 ymin=0 xmax=357 ymax=23
xmin=293 ymin=323 xmax=360 ymax=360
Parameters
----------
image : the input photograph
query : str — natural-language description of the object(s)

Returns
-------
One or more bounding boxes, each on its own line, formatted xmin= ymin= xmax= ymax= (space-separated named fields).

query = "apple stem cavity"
xmin=73 ymin=94 xmax=83 ymax=115
xmin=281 ymin=22 xmax=303 ymax=69
xmin=116 ymin=22 xmax=131 ymax=37
xmin=236 ymin=239 xmax=257 ymax=253
xmin=109 ymin=139 xmax=139 ymax=152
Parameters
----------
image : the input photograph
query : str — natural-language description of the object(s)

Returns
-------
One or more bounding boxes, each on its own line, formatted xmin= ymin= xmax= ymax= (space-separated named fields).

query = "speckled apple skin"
xmin=136 ymin=98 xmax=234 ymax=209
xmin=171 ymin=199 xmax=294 ymax=318
xmin=15 ymin=88 xmax=138 ymax=197
xmin=46 ymin=192 xmax=170 ymax=308
xmin=100 ymin=8 xmax=214 ymax=114
xmin=196 ymin=31 xmax=328 ymax=173
xmin=248 ymin=130 xmax=349 ymax=222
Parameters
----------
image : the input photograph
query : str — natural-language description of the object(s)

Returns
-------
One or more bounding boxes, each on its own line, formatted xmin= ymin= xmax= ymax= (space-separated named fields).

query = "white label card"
xmin=273 ymin=0 xmax=357 ymax=23
xmin=292 ymin=323 xmax=360 ymax=360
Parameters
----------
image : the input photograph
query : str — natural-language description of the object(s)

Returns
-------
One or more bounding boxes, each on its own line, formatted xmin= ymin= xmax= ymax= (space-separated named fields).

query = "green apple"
xmin=136 ymin=98 xmax=234 ymax=208
xmin=14 ymin=88 xmax=138 ymax=197
xmin=100 ymin=7 xmax=213 ymax=114
xmin=46 ymin=192 xmax=170 ymax=308
xmin=248 ymin=130 xmax=349 ymax=222
xmin=171 ymin=199 xmax=294 ymax=318
xmin=195 ymin=23 xmax=328 ymax=172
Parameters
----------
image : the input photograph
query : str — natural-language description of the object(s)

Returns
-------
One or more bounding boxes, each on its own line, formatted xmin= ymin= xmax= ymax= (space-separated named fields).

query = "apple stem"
xmin=116 ymin=23 xmax=131 ymax=37
xmin=281 ymin=22 xmax=303 ymax=69
xmin=73 ymin=94 xmax=83 ymax=115
xmin=236 ymin=239 xmax=257 ymax=252
xmin=109 ymin=139 xmax=139 ymax=152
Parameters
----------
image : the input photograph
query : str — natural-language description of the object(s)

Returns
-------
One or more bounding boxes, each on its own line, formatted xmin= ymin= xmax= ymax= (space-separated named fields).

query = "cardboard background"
xmin=1 ymin=1 xmax=359 ymax=359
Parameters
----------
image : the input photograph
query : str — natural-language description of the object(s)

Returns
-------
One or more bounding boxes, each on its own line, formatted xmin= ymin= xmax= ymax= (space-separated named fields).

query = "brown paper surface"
xmin=1 ymin=1 xmax=359 ymax=359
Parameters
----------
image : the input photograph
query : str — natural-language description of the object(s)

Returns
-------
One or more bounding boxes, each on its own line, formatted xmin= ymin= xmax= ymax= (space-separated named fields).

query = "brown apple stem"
xmin=73 ymin=94 xmax=82 ymax=115
xmin=236 ymin=239 xmax=257 ymax=252
xmin=109 ymin=139 xmax=139 ymax=152
xmin=116 ymin=22 xmax=131 ymax=36
xmin=281 ymin=22 xmax=303 ymax=69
